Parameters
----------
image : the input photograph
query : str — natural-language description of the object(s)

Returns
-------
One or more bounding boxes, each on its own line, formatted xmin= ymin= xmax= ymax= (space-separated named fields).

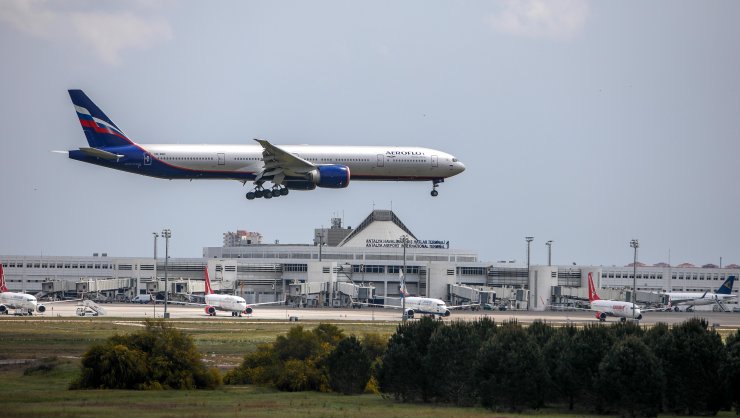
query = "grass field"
xmin=0 ymin=317 xmax=736 ymax=417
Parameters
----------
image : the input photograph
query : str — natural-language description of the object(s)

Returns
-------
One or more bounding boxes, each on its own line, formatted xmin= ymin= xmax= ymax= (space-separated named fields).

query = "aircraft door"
xmin=218 ymin=153 xmax=225 ymax=165
xmin=376 ymin=154 xmax=384 ymax=167
xmin=431 ymin=155 xmax=438 ymax=167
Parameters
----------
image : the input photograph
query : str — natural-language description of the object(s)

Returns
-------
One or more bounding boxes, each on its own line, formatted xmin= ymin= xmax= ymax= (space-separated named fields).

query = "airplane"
xmin=65 ymin=90 xmax=465 ymax=200
xmin=660 ymin=276 xmax=736 ymax=312
xmin=178 ymin=268 xmax=283 ymax=317
xmin=586 ymin=272 xmax=643 ymax=322
xmin=360 ymin=270 xmax=475 ymax=318
xmin=0 ymin=263 xmax=74 ymax=315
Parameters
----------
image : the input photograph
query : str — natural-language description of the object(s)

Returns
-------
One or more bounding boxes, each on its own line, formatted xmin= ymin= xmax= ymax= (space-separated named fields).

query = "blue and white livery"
xmin=66 ymin=90 xmax=465 ymax=199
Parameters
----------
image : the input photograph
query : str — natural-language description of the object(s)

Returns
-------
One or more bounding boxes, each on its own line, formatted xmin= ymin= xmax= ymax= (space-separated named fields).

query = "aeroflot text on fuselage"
xmin=65 ymin=90 xmax=465 ymax=200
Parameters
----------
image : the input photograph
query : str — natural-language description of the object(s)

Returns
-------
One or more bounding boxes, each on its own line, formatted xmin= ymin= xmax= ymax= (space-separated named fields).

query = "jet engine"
xmin=37 ymin=304 xmax=46 ymax=313
xmin=443 ymin=309 xmax=451 ymax=317
xmin=596 ymin=312 xmax=607 ymax=321
xmin=244 ymin=306 xmax=253 ymax=315
xmin=205 ymin=305 xmax=216 ymax=316
xmin=283 ymin=165 xmax=350 ymax=190
xmin=0 ymin=305 xmax=7 ymax=314
xmin=404 ymin=309 xmax=415 ymax=319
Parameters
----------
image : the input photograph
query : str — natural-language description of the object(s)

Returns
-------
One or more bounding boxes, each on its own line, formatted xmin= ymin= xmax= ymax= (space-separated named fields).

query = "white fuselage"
xmin=0 ymin=292 xmax=39 ymax=313
xmin=591 ymin=299 xmax=642 ymax=320
xmin=141 ymin=144 xmax=464 ymax=181
xmin=403 ymin=296 xmax=451 ymax=317
xmin=665 ymin=292 xmax=736 ymax=307
xmin=205 ymin=293 xmax=248 ymax=313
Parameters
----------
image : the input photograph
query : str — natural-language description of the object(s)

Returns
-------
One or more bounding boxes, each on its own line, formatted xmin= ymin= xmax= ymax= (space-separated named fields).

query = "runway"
xmin=6 ymin=302 xmax=740 ymax=328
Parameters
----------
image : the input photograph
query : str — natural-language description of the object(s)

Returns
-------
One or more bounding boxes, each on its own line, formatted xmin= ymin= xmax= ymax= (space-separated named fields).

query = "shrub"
xmin=70 ymin=320 xmax=220 ymax=390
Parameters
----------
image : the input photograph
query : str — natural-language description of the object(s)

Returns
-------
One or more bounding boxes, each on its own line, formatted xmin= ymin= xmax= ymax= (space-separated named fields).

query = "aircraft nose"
xmin=456 ymin=161 xmax=466 ymax=173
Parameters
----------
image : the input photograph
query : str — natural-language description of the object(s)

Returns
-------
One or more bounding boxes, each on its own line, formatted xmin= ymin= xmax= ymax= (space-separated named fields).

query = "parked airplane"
xmin=361 ymin=270 xmax=475 ymax=318
xmin=180 ymin=268 xmax=282 ymax=317
xmin=586 ymin=272 xmax=643 ymax=322
xmin=0 ymin=264 xmax=73 ymax=315
xmin=661 ymin=276 xmax=736 ymax=311
xmin=65 ymin=90 xmax=465 ymax=199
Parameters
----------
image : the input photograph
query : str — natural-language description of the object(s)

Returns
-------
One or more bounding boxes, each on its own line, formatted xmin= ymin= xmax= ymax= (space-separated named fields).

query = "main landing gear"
xmin=430 ymin=179 xmax=443 ymax=197
xmin=246 ymin=185 xmax=289 ymax=200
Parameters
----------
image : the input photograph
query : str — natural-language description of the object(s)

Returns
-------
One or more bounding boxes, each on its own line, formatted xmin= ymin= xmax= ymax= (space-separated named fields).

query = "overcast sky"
xmin=1 ymin=1 xmax=738 ymax=267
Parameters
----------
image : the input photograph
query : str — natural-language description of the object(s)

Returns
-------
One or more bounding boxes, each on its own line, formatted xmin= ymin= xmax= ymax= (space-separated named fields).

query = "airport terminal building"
xmin=2 ymin=210 xmax=738 ymax=312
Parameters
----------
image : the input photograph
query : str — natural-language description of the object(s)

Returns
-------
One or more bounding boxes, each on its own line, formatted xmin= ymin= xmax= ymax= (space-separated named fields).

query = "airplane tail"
xmin=68 ymin=89 xmax=133 ymax=148
xmin=204 ymin=267 xmax=214 ymax=295
xmin=399 ymin=269 xmax=409 ymax=298
xmin=717 ymin=275 xmax=735 ymax=295
xmin=587 ymin=272 xmax=600 ymax=302
xmin=0 ymin=263 xmax=8 ymax=292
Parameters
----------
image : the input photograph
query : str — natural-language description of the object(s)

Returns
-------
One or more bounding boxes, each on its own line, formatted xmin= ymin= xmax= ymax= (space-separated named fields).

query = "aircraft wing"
xmin=668 ymin=291 xmax=709 ymax=305
xmin=247 ymin=300 xmax=286 ymax=307
xmin=254 ymin=139 xmax=316 ymax=183
xmin=447 ymin=303 xmax=482 ymax=310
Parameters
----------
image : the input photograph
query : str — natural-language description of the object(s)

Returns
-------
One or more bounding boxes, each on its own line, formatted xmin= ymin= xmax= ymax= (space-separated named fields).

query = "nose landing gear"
xmin=430 ymin=179 xmax=443 ymax=197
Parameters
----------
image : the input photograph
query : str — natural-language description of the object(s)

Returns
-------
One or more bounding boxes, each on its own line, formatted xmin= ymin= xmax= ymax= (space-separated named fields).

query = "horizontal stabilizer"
xmin=79 ymin=147 xmax=124 ymax=161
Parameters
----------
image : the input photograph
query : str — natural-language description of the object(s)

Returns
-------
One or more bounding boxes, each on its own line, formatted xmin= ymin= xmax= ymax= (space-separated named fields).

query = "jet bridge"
xmin=447 ymin=284 xmax=495 ymax=306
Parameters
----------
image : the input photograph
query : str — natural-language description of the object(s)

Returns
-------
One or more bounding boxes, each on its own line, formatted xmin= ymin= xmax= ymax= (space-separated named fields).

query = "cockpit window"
xmin=452 ymin=158 xmax=458 ymax=162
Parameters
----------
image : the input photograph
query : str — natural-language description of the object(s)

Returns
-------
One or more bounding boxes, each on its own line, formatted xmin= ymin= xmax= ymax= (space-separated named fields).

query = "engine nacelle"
xmin=205 ymin=305 xmax=216 ymax=316
xmin=404 ymin=309 xmax=414 ymax=319
xmin=244 ymin=306 xmax=253 ymax=315
xmin=443 ymin=309 xmax=451 ymax=317
xmin=283 ymin=165 xmax=351 ymax=190
xmin=37 ymin=304 xmax=46 ymax=313
xmin=596 ymin=311 xmax=607 ymax=321
xmin=0 ymin=304 xmax=7 ymax=314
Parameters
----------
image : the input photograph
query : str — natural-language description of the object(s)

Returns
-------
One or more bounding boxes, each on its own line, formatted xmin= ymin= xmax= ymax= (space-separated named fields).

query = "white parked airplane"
xmin=179 ymin=268 xmax=283 ymax=317
xmin=361 ymin=270 xmax=476 ymax=318
xmin=661 ymin=275 xmax=736 ymax=311
xmin=0 ymin=264 xmax=75 ymax=315
xmin=586 ymin=272 xmax=643 ymax=322
xmin=66 ymin=90 xmax=465 ymax=199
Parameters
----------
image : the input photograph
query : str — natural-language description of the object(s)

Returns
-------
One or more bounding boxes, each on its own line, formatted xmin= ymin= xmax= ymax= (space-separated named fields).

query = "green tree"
xmin=542 ymin=326 xmax=579 ymax=410
xmin=527 ymin=319 xmax=555 ymax=347
xmin=424 ymin=320 xmax=483 ymax=405
xmin=568 ymin=323 xmax=616 ymax=409
xmin=475 ymin=322 xmax=549 ymax=412
xmin=326 ymin=336 xmax=372 ymax=395
xmin=595 ymin=337 xmax=664 ymax=417
xmin=723 ymin=329 xmax=740 ymax=414
xmin=376 ymin=316 xmax=442 ymax=402
xmin=659 ymin=318 xmax=725 ymax=415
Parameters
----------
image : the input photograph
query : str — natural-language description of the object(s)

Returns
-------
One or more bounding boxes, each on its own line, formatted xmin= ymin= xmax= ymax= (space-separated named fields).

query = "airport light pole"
xmin=162 ymin=229 xmax=171 ymax=318
xmin=526 ymin=237 xmax=534 ymax=310
xmin=630 ymin=239 xmax=639 ymax=320
xmin=152 ymin=232 xmax=158 ymax=318
xmin=545 ymin=240 xmax=553 ymax=266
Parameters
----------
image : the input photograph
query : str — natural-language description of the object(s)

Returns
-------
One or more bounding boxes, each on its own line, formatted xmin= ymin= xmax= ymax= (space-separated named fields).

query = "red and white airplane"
xmin=181 ymin=268 xmax=283 ymax=317
xmin=0 ymin=264 xmax=76 ymax=315
xmin=586 ymin=272 xmax=643 ymax=322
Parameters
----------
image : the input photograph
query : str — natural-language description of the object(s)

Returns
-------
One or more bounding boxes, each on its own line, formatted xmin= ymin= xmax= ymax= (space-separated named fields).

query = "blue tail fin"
xmin=68 ymin=89 xmax=132 ymax=148
xmin=717 ymin=275 xmax=735 ymax=295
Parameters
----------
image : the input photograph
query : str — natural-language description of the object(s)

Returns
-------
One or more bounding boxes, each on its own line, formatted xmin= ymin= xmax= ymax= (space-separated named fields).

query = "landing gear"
xmin=246 ymin=184 xmax=289 ymax=200
xmin=430 ymin=179 xmax=443 ymax=197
